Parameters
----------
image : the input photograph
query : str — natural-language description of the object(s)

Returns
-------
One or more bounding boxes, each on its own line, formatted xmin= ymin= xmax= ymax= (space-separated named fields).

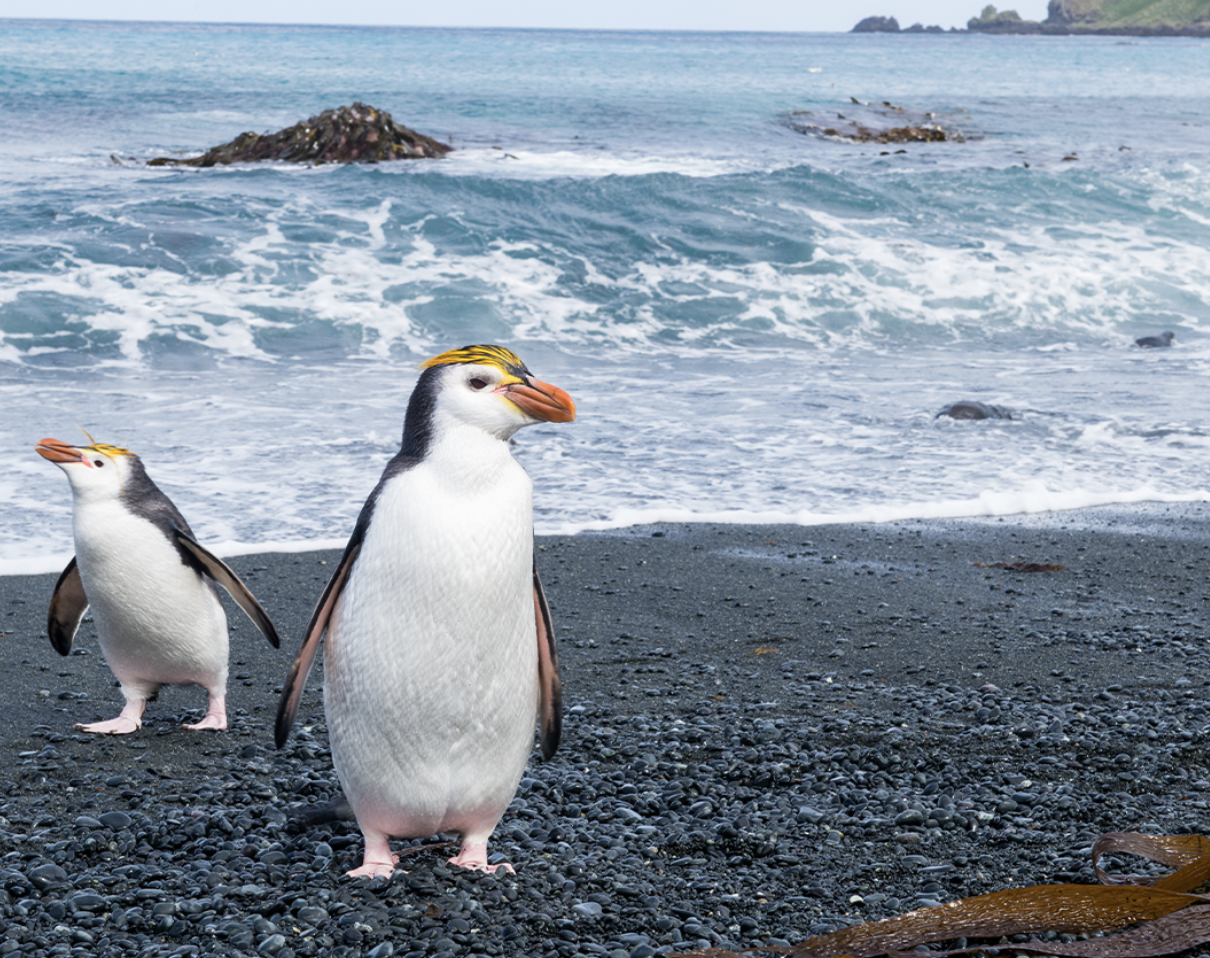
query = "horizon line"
xmin=0 ymin=16 xmax=964 ymax=36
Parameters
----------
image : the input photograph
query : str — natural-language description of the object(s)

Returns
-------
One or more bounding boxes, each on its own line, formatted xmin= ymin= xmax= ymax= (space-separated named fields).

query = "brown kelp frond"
xmin=673 ymin=833 xmax=1210 ymax=958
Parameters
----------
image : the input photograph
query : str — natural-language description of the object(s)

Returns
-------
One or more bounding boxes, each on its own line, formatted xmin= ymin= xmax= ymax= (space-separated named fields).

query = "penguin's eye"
xmin=94 ymin=460 xmax=104 ymax=467
xmin=469 ymin=378 xmax=488 ymax=391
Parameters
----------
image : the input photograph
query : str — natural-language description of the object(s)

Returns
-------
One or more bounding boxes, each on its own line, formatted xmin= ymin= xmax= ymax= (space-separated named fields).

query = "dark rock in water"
xmin=787 ymin=100 xmax=961 ymax=145
xmin=796 ymin=120 xmax=951 ymax=144
xmin=1135 ymin=331 xmax=1175 ymax=348
xmin=903 ymin=22 xmax=947 ymax=32
xmin=147 ymin=102 xmax=451 ymax=167
xmin=856 ymin=125 xmax=946 ymax=143
xmin=937 ymin=400 xmax=1014 ymax=420
xmin=852 ymin=16 xmax=901 ymax=32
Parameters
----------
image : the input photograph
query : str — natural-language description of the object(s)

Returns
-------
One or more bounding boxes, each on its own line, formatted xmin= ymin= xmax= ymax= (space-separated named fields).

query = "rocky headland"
xmin=853 ymin=0 xmax=1210 ymax=36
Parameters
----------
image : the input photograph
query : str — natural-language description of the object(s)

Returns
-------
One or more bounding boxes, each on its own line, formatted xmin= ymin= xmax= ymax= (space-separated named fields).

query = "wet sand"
xmin=4 ymin=503 xmax=1208 ymax=749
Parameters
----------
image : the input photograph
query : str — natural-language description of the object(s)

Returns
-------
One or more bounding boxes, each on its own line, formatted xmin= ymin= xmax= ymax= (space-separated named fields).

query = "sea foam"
xmin=4 ymin=24 xmax=1210 ymax=570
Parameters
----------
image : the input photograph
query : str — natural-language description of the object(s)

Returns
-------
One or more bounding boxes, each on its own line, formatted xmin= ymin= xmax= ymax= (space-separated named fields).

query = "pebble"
xmin=2 ymin=672 xmax=1205 ymax=958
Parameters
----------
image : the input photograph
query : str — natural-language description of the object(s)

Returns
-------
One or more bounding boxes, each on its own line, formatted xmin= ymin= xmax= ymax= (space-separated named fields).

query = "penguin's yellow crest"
xmin=419 ymin=345 xmax=529 ymax=379
xmin=76 ymin=425 xmax=135 ymax=459
xmin=84 ymin=442 xmax=136 ymax=459
xmin=78 ymin=428 xmax=136 ymax=459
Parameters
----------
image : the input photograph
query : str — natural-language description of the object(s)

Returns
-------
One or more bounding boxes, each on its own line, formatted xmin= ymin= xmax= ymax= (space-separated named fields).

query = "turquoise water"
xmin=3 ymin=20 xmax=1210 ymax=570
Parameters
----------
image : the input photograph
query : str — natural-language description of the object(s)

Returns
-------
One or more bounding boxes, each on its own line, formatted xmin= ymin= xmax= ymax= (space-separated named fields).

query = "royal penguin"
xmin=275 ymin=345 xmax=575 ymax=878
xmin=36 ymin=436 xmax=279 ymax=733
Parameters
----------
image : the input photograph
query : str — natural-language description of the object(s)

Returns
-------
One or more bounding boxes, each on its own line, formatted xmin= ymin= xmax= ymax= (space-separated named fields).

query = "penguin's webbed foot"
xmin=448 ymin=845 xmax=515 ymax=874
xmin=77 ymin=698 xmax=145 ymax=734
xmin=185 ymin=693 xmax=227 ymax=731
xmin=346 ymin=860 xmax=402 ymax=879
xmin=183 ymin=713 xmax=228 ymax=731
xmin=75 ymin=716 xmax=141 ymax=735
xmin=347 ymin=834 xmax=402 ymax=879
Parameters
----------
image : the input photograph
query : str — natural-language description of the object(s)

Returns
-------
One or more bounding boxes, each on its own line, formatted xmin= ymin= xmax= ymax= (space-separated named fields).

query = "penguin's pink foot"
xmin=75 ymin=716 xmax=141 ymax=734
xmin=183 ymin=711 xmax=227 ymax=731
xmin=76 ymin=700 xmax=143 ymax=734
xmin=449 ymin=844 xmax=515 ymax=874
xmin=346 ymin=860 xmax=400 ymax=879
xmin=347 ymin=834 xmax=401 ymax=879
xmin=184 ymin=693 xmax=227 ymax=731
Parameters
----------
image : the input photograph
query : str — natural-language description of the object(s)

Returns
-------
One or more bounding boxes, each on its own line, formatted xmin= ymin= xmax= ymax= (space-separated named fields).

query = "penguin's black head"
xmin=401 ymin=345 xmax=575 ymax=457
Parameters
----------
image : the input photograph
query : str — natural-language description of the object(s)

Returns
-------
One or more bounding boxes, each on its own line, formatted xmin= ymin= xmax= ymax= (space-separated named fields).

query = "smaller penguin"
xmin=37 ymin=436 xmax=279 ymax=733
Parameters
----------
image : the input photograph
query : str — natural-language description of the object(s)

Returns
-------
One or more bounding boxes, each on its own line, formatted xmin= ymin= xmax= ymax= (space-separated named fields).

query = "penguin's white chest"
xmin=71 ymin=499 xmax=227 ymax=689
xmin=324 ymin=450 xmax=538 ymax=839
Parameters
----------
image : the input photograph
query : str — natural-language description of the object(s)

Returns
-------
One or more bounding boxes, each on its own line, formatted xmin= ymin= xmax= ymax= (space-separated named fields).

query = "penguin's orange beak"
xmin=36 ymin=438 xmax=85 ymax=464
xmin=502 ymin=378 xmax=576 ymax=423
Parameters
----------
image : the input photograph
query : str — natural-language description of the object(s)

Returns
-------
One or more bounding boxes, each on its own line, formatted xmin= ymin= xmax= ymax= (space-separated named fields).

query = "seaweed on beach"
xmin=676 ymin=832 xmax=1210 ymax=958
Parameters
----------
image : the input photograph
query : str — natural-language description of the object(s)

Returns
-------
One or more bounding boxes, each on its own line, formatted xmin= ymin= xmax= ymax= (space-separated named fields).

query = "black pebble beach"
xmin=1 ymin=504 xmax=1209 ymax=958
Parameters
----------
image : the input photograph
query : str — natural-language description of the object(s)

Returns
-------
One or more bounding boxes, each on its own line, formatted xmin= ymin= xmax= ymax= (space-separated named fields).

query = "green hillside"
xmin=1048 ymin=0 xmax=1210 ymax=27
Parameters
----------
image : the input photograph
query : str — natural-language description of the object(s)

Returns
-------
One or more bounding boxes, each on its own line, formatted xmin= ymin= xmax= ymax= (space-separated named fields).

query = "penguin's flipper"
xmin=275 ymin=542 xmax=361 ymax=748
xmin=533 ymin=559 xmax=562 ymax=760
xmin=48 ymin=556 xmax=88 ymax=656
xmin=169 ymin=526 xmax=280 ymax=649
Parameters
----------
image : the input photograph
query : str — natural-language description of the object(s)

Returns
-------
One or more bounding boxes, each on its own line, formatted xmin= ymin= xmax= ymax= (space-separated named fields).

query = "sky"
xmin=9 ymin=1 xmax=1055 ymax=34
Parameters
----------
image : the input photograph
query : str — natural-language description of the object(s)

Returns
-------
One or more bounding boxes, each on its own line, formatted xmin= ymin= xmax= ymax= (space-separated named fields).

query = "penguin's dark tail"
xmin=286 ymin=793 xmax=355 ymax=828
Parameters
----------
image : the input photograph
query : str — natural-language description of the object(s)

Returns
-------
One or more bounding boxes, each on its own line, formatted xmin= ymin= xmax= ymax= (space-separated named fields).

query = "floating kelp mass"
xmin=145 ymin=102 xmax=452 ymax=167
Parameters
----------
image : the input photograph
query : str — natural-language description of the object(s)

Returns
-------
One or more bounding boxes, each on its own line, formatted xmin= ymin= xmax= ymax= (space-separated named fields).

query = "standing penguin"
xmin=276 ymin=345 xmax=575 ymax=878
xmin=37 ymin=437 xmax=279 ymax=733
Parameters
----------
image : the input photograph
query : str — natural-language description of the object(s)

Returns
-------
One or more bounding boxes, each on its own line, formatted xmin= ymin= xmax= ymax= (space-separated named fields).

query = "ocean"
xmin=3 ymin=19 xmax=1210 ymax=573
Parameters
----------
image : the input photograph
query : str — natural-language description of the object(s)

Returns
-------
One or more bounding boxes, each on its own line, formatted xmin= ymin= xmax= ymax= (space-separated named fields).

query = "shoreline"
xmin=1 ymin=504 xmax=1208 ymax=956
xmin=6 ymin=497 xmax=1207 ymax=579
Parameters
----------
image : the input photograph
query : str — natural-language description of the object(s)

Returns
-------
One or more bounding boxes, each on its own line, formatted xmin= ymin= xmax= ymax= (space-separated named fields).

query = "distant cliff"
xmin=852 ymin=0 xmax=1210 ymax=34
xmin=1044 ymin=0 xmax=1210 ymax=32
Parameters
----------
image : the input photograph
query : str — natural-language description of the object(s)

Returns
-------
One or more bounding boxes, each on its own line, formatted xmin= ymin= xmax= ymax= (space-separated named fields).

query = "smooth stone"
xmin=70 ymin=893 xmax=106 ymax=912
xmin=797 ymin=806 xmax=826 ymax=824
xmin=28 ymin=863 xmax=68 ymax=889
